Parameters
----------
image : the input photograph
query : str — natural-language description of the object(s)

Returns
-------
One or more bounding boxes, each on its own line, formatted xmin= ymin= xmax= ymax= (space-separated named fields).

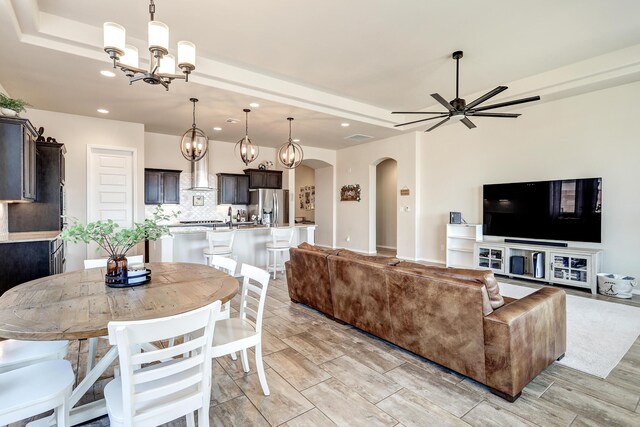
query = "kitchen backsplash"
xmin=144 ymin=172 xmax=247 ymax=222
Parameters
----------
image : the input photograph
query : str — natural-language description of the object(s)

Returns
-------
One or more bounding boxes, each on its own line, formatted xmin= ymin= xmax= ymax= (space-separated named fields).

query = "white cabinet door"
xmin=476 ymin=246 xmax=505 ymax=274
xmin=549 ymin=252 xmax=590 ymax=289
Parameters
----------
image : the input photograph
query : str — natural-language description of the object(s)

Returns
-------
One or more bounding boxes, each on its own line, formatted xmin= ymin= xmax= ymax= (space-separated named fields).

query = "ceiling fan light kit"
xmin=180 ymin=98 xmax=208 ymax=162
xmin=393 ymin=50 xmax=540 ymax=131
xmin=103 ymin=0 xmax=196 ymax=90
xmin=277 ymin=117 xmax=304 ymax=169
xmin=235 ymin=109 xmax=260 ymax=166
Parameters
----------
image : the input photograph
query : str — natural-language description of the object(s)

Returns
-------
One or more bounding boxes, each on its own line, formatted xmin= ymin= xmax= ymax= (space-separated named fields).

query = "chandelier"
xmin=277 ymin=117 xmax=304 ymax=169
xmin=103 ymin=0 xmax=196 ymax=90
xmin=180 ymin=98 xmax=208 ymax=162
xmin=235 ymin=109 xmax=259 ymax=165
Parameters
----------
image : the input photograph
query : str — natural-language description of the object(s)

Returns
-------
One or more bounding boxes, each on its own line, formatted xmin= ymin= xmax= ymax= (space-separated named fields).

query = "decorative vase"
xmin=0 ymin=108 xmax=18 ymax=117
xmin=107 ymin=255 xmax=128 ymax=279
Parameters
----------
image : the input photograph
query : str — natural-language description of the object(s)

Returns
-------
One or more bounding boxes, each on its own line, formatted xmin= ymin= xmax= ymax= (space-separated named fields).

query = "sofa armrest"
xmin=483 ymin=287 xmax=566 ymax=399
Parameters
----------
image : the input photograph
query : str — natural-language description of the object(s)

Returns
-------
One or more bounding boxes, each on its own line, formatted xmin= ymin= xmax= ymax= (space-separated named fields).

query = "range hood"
xmin=189 ymin=151 xmax=213 ymax=191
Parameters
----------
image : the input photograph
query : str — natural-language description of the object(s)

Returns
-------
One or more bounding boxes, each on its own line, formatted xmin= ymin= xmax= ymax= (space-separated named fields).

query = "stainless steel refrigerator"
xmin=248 ymin=189 xmax=289 ymax=226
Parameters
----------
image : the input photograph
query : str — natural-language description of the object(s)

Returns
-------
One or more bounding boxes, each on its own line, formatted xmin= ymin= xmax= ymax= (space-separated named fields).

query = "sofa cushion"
xmin=297 ymin=242 xmax=340 ymax=256
xmin=337 ymin=249 xmax=400 ymax=266
xmin=393 ymin=263 xmax=504 ymax=310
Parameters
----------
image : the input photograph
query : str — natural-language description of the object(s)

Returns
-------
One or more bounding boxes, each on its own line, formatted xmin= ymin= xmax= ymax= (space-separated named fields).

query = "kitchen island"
xmin=148 ymin=224 xmax=316 ymax=273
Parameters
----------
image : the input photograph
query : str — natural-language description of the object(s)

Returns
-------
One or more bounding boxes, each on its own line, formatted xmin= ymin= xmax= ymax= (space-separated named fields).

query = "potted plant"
xmin=0 ymin=93 xmax=30 ymax=117
xmin=60 ymin=205 xmax=178 ymax=284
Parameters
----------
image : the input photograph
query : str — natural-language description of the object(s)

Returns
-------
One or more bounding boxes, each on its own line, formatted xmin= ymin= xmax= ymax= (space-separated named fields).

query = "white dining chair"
xmin=203 ymin=230 xmax=235 ymax=265
xmin=0 ymin=359 xmax=75 ymax=426
xmin=84 ymin=255 xmax=144 ymax=375
xmin=265 ymin=227 xmax=294 ymax=279
xmin=0 ymin=339 xmax=69 ymax=374
xmin=207 ymin=254 xmax=237 ymax=321
xmin=104 ymin=300 xmax=222 ymax=427
xmin=211 ymin=263 xmax=271 ymax=395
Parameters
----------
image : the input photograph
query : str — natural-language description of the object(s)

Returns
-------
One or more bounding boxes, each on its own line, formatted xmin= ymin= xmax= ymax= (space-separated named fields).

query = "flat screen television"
xmin=483 ymin=178 xmax=602 ymax=243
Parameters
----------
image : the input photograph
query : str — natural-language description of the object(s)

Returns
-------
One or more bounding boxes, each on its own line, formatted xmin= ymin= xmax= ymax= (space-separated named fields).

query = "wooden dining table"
xmin=0 ymin=262 xmax=238 ymax=426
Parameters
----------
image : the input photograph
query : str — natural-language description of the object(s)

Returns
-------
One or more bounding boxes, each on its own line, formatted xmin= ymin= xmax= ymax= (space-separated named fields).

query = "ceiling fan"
xmin=393 ymin=51 xmax=540 ymax=132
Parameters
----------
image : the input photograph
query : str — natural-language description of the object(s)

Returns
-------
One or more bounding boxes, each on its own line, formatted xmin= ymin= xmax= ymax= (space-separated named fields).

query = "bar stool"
xmin=266 ymin=227 xmax=294 ymax=279
xmin=204 ymin=230 xmax=236 ymax=265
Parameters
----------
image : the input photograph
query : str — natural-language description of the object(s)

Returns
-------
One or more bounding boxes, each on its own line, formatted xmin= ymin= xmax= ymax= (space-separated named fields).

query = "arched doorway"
xmin=371 ymin=158 xmax=397 ymax=256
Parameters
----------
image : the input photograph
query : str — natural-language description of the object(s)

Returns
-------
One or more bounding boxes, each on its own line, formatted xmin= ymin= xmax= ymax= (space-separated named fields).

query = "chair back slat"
xmin=207 ymin=230 xmax=235 ymax=251
xmin=208 ymin=255 xmax=237 ymax=275
xmin=238 ymin=264 xmax=270 ymax=334
xmin=270 ymin=227 xmax=295 ymax=247
xmin=108 ymin=300 xmax=221 ymax=426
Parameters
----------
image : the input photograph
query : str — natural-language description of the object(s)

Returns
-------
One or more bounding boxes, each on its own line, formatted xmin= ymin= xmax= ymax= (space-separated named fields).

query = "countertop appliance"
xmin=248 ymin=189 xmax=289 ymax=226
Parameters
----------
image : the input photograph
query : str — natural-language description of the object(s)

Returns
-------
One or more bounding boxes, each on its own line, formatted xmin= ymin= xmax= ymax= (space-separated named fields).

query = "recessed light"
xmin=97 ymin=108 xmax=109 ymax=114
xmin=100 ymin=70 xmax=116 ymax=77
xmin=293 ymin=139 xmax=300 ymax=142
xmin=341 ymin=122 xmax=350 ymax=127
xmin=213 ymin=127 xmax=222 ymax=131
xmin=249 ymin=102 xmax=260 ymax=108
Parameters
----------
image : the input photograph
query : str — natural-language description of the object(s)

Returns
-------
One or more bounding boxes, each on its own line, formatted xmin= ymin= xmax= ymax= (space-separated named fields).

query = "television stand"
xmin=473 ymin=241 xmax=603 ymax=294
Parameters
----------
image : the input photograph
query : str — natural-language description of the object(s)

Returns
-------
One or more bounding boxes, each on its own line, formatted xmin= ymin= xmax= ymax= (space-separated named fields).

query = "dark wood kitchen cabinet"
xmin=145 ymin=169 xmax=182 ymax=204
xmin=244 ymin=169 xmax=282 ymax=189
xmin=9 ymin=142 xmax=66 ymax=232
xmin=0 ymin=238 xmax=65 ymax=295
xmin=0 ymin=117 xmax=37 ymax=202
xmin=217 ymin=173 xmax=250 ymax=205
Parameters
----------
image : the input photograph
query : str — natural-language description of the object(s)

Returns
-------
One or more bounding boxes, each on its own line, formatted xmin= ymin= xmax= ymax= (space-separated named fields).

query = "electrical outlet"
xmin=345 ymin=236 xmax=351 ymax=242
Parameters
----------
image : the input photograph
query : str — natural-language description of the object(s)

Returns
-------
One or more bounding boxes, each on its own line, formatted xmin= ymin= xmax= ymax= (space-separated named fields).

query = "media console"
xmin=473 ymin=240 xmax=603 ymax=294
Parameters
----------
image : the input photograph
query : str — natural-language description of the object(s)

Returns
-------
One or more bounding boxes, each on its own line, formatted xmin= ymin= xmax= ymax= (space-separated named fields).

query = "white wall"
xmin=294 ymin=165 xmax=315 ymax=221
xmin=419 ymin=81 xmax=640 ymax=281
xmin=376 ymin=159 xmax=397 ymax=250
xmin=24 ymin=109 xmax=145 ymax=271
xmin=314 ymin=165 xmax=334 ymax=247
xmin=336 ymin=132 xmax=420 ymax=259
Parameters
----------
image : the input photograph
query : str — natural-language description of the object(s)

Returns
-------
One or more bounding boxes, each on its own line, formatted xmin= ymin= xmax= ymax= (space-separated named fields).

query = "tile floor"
xmin=11 ymin=274 xmax=640 ymax=427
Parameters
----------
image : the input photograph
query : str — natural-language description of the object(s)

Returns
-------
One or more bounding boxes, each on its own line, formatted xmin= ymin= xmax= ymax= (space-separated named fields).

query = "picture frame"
xmin=340 ymin=184 xmax=361 ymax=202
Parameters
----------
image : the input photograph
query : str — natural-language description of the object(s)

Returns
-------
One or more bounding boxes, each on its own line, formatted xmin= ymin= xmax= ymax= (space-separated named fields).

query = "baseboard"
xmin=633 ymin=288 xmax=640 ymax=296
xmin=416 ymin=258 xmax=446 ymax=266
xmin=376 ymin=245 xmax=397 ymax=251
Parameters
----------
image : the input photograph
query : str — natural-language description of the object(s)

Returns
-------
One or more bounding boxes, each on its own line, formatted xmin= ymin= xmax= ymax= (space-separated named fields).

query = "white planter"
xmin=0 ymin=108 xmax=18 ymax=117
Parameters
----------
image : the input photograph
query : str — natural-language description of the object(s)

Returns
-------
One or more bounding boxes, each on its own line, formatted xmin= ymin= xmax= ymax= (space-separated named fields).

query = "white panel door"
xmin=87 ymin=147 xmax=134 ymax=258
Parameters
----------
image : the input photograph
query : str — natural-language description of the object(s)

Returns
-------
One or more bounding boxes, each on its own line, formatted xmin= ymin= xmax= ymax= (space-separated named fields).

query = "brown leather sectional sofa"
xmin=285 ymin=243 xmax=566 ymax=402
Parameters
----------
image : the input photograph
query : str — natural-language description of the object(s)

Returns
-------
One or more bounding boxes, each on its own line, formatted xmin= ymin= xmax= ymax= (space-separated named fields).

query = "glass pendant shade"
xmin=277 ymin=117 xmax=304 ymax=169
xmin=103 ymin=22 xmax=125 ymax=54
xmin=180 ymin=127 xmax=208 ymax=161
xmin=158 ymin=54 xmax=176 ymax=74
xmin=177 ymin=41 xmax=196 ymax=68
xmin=148 ymin=21 xmax=169 ymax=52
xmin=120 ymin=45 xmax=139 ymax=68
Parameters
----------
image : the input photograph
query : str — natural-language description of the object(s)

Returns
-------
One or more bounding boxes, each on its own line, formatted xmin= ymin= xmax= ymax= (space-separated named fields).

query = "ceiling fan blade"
xmin=431 ymin=93 xmax=455 ymax=111
xmin=425 ymin=117 xmax=450 ymax=132
xmin=461 ymin=117 xmax=476 ymax=129
xmin=467 ymin=112 xmax=521 ymax=118
xmin=392 ymin=111 xmax=448 ymax=115
xmin=464 ymin=86 xmax=508 ymax=110
xmin=470 ymin=96 xmax=540 ymax=113
xmin=394 ymin=115 xmax=449 ymax=127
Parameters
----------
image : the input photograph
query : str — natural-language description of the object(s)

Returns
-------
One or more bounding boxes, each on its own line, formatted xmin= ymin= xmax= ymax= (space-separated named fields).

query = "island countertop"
xmin=0 ymin=231 xmax=61 ymax=244
xmin=168 ymin=224 xmax=316 ymax=235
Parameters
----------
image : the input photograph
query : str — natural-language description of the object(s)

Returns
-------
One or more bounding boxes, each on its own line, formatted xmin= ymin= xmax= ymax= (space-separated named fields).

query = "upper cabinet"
xmin=244 ymin=169 xmax=283 ymax=189
xmin=217 ymin=174 xmax=250 ymax=205
xmin=8 ymin=142 xmax=66 ymax=232
xmin=0 ymin=118 xmax=37 ymax=202
xmin=144 ymin=169 xmax=182 ymax=205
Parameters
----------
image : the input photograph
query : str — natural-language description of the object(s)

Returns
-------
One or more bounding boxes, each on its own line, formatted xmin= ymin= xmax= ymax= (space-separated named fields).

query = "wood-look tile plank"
xmin=261 ymin=329 xmax=290 ymax=355
xmin=461 ymin=401 xmax=535 ymax=427
xmin=522 ymin=372 xmax=555 ymax=398
xmin=211 ymin=360 xmax=244 ymax=406
xmin=282 ymin=331 xmax=344 ymax=365
xmin=541 ymin=382 xmax=640 ymax=426
xmin=320 ymin=355 xmax=402 ymax=403
xmin=263 ymin=314 xmax=311 ymax=338
xmin=302 ymin=378 xmax=397 ymax=427
xmin=216 ymin=348 xmax=271 ymax=380
xmin=376 ymin=388 xmax=471 ymax=427
xmin=263 ymin=347 xmax=331 ymax=391
xmin=234 ymin=368 xmax=314 ymax=426
xmin=487 ymin=391 xmax=576 ymax=427
xmin=543 ymin=364 xmax=640 ymax=411
xmin=280 ymin=408 xmax=337 ymax=427
xmin=209 ymin=395 xmax=271 ymax=427
xmin=386 ymin=362 xmax=482 ymax=417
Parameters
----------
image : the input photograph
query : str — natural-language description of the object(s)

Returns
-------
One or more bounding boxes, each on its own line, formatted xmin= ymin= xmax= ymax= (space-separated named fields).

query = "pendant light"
xmin=180 ymin=98 xmax=208 ymax=162
xmin=235 ymin=109 xmax=259 ymax=165
xmin=277 ymin=117 xmax=304 ymax=169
